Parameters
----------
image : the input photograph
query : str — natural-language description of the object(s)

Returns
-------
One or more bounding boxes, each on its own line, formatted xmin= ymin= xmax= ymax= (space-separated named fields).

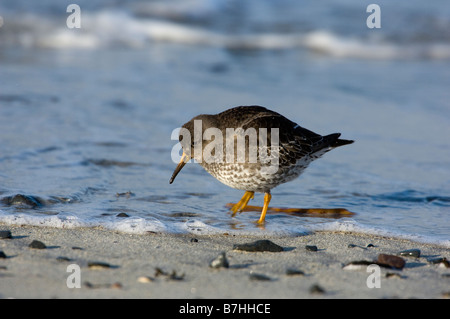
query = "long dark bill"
xmin=169 ymin=152 xmax=190 ymax=184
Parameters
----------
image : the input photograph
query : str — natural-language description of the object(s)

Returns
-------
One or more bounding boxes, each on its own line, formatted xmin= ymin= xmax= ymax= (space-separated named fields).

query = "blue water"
xmin=0 ymin=0 xmax=449 ymax=246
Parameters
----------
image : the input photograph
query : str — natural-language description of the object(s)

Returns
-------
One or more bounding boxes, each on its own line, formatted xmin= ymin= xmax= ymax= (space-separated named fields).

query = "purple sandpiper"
xmin=170 ymin=105 xmax=353 ymax=224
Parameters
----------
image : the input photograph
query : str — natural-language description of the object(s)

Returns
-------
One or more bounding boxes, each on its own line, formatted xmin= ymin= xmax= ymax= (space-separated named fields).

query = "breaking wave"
xmin=1 ymin=9 xmax=450 ymax=60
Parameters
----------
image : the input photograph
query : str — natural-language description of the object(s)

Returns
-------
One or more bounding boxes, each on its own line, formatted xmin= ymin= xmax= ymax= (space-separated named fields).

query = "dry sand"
xmin=0 ymin=223 xmax=449 ymax=299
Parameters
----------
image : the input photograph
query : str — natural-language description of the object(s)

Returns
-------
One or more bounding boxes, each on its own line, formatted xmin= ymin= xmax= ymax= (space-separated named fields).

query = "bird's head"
xmin=169 ymin=114 xmax=218 ymax=184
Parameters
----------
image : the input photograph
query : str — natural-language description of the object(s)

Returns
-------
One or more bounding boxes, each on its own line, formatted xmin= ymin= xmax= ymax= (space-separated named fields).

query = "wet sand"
xmin=0 ymin=223 xmax=449 ymax=299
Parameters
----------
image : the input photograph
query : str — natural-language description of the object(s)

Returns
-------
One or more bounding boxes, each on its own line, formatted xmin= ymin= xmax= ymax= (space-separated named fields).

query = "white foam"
xmin=303 ymin=31 xmax=400 ymax=59
xmin=0 ymin=210 xmax=447 ymax=247
xmin=36 ymin=11 xmax=227 ymax=49
xmin=0 ymin=209 xmax=306 ymax=236
xmin=103 ymin=216 xmax=168 ymax=234
xmin=3 ymin=10 xmax=450 ymax=60
xmin=180 ymin=219 xmax=308 ymax=236
xmin=0 ymin=210 xmax=89 ymax=229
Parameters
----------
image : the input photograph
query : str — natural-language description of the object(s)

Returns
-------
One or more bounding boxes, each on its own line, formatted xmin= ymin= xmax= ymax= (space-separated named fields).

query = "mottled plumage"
xmin=170 ymin=105 xmax=353 ymax=224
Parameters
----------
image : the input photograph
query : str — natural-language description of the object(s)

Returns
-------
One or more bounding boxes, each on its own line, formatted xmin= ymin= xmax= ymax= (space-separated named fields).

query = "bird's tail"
xmin=325 ymin=133 xmax=354 ymax=148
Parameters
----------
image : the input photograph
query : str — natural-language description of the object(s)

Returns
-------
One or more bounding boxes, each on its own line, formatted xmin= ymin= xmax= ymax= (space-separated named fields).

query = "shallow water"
xmin=0 ymin=0 xmax=449 ymax=246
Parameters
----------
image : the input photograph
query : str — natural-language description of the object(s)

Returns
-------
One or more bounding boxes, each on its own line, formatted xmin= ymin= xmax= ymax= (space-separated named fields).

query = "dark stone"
xmin=56 ymin=256 xmax=73 ymax=262
xmin=305 ymin=245 xmax=318 ymax=252
xmin=249 ymin=272 xmax=272 ymax=281
xmin=367 ymin=243 xmax=375 ymax=248
xmin=309 ymin=284 xmax=325 ymax=294
xmin=116 ymin=212 xmax=130 ymax=218
xmin=190 ymin=238 xmax=199 ymax=242
xmin=0 ymin=230 xmax=12 ymax=239
xmin=377 ymin=254 xmax=405 ymax=270
xmin=233 ymin=240 xmax=283 ymax=252
xmin=286 ymin=268 xmax=305 ymax=276
xmin=428 ymin=257 xmax=449 ymax=268
xmin=0 ymin=251 xmax=7 ymax=258
xmin=427 ymin=257 xmax=446 ymax=264
xmin=2 ymin=194 xmax=44 ymax=208
xmin=398 ymin=249 xmax=421 ymax=258
xmin=166 ymin=271 xmax=184 ymax=281
xmin=154 ymin=267 xmax=185 ymax=281
xmin=29 ymin=240 xmax=46 ymax=249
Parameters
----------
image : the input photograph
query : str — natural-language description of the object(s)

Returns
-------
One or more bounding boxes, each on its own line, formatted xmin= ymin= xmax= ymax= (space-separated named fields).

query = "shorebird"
xmin=170 ymin=105 xmax=353 ymax=224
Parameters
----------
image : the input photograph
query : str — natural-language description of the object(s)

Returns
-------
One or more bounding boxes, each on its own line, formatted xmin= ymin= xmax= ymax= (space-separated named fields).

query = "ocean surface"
xmin=0 ymin=0 xmax=449 ymax=246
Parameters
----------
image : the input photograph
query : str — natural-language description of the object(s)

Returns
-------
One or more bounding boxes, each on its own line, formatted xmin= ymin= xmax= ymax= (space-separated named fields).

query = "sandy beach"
xmin=0 ymin=223 xmax=448 ymax=299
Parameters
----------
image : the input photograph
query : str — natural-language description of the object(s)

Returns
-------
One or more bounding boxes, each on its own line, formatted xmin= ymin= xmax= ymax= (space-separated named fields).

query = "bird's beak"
xmin=169 ymin=151 xmax=190 ymax=184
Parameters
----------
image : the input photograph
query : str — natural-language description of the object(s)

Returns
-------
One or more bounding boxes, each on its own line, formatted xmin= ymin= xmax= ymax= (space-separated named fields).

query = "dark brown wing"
xmin=218 ymin=105 xmax=353 ymax=165
xmin=240 ymin=113 xmax=319 ymax=166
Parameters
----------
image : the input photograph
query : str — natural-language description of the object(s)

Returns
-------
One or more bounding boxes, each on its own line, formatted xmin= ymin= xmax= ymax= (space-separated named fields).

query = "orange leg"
xmin=257 ymin=192 xmax=272 ymax=224
xmin=230 ymin=191 xmax=254 ymax=217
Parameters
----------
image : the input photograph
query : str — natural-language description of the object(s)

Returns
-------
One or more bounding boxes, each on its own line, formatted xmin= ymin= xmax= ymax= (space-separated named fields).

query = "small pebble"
xmin=84 ymin=281 xmax=122 ymax=289
xmin=342 ymin=260 xmax=374 ymax=270
xmin=209 ymin=252 xmax=229 ymax=269
xmin=309 ymin=284 xmax=325 ymax=294
xmin=305 ymin=245 xmax=318 ymax=252
xmin=367 ymin=243 xmax=375 ymax=248
xmin=168 ymin=271 xmax=185 ymax=281
xmin=29 ymin=240 xmax=46 ymax=249
xmin=110 ymin=282 xmax=123 ymax=289
xmin=154 ymin=267 xmax=167 ymax=277
xmin=249 ymin=272 xmax=272 ymax=281
xmin=398 ymin=249 xmax=420 ymax=258
xmin=233 ymin=240 xmax=283 ymax=252
xmin=286 ymin=268 xmax=305 ymax=276
xmin=190 ymin=238 xmax=198 ymax=243
xmin=0 ymin=251 xmax=7 ymax=258
xmin=137 ymin=276 xmax=154 ymax=283
xmin=0 ymin=230 xmax=12 ymax=239
xmin=116 ymin=191 xmax=135 ymax=198
xmin=377 ymin=254 xmax=405 ymax=270
xmin=88 ymin=261 xmax=113 ymax=269
xmin=72 ymin=246 xmax=83 ymax=250
xmin=56 ymin=256 xmax=73 ymax=262
xmin=386 ymin=272 xmax=403 ymax=279
xmin=2 ymin=194 xmax=44 ymax=208
xmin=154 ymin=267 xmax=185 ymax=281
xmin=428 ymin=257 xmax=449 ymax=268
xmin=116 ymin=212 xmax=129 ymax=218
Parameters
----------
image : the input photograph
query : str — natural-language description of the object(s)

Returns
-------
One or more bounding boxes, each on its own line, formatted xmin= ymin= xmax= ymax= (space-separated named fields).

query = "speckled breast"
xmin=200 ymin=159 xmax=311 ymax=193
